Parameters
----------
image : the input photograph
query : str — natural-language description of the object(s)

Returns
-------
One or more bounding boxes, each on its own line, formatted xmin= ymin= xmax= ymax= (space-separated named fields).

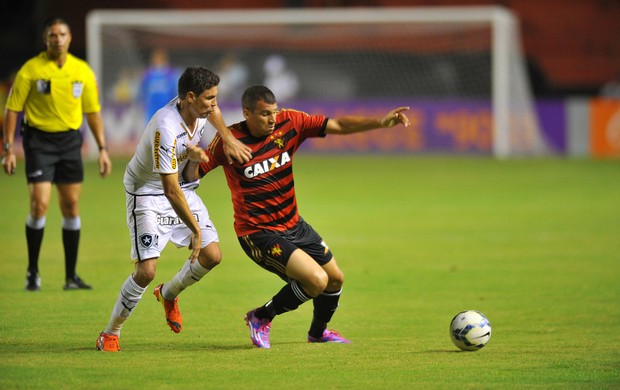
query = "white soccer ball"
xmin=449 ymin=310 xmax=492 ymax=351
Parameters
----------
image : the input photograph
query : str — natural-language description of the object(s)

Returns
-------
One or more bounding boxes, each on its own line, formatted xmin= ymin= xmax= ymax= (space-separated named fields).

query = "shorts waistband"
xmin=22 ymin=122 xmax=77 ymax=133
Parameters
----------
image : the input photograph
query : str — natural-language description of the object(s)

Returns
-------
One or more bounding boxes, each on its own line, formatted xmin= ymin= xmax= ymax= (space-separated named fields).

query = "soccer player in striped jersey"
xmin=184 ymin=85 xmax=409 ymax=348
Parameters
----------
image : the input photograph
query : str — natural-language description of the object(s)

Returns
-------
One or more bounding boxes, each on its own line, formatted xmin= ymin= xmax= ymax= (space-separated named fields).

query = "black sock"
xmin=308 ymin=289 xmax=342 ymax=339
xmin=255 ymin=280 xmax=311 ymax=321
xmin=63 ymin=228 xmax=80 ymax=280
xmin=26 ymin=225 xmax=44 ymax=274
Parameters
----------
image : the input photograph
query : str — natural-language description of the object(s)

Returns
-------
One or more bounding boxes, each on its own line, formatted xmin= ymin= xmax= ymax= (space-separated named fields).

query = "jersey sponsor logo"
xmin=36 ymin=79 xmax=51 ymax=94
xmin=154 ymin=131 xmax=161 ymax=169
xmin=72 ymin=81 xmax=83 ymax=98
xmin=139 ymin=233 xmax=158 ymax=249
xmin=171 ymin=139 xmax=177 ymax=170
xmin=156 ymin=213 xmax=199 ymax=226
xmin=243 ymin=151 xmax=291 ymax=178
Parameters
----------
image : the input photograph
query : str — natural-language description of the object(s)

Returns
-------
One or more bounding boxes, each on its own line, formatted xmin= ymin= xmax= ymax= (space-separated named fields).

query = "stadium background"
xmin=1 ymin=0 xmax=619 ymax=157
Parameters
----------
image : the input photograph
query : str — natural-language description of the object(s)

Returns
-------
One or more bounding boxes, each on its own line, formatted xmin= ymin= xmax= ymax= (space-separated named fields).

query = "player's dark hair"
xmin=42 ymin=17 xmax=70 ymax=37
xmin=178 ymin=66 xmax=220 ymax=99
xmin=242 ymin=85 xmax=277 ymax=112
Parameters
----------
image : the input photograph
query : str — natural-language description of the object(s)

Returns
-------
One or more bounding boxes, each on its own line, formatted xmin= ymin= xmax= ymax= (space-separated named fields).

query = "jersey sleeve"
xmin=198 ymin=133 xmax=226 ymax=177
xmin=5 ymin=67 xmax=31 ymax=112
xmin=81 ymin=65 xmax=101 ymax=113
xmin=286 ymin=109 xmax=328 ymax=142
xmin=151 ymin=128 xmax=178 ymax=175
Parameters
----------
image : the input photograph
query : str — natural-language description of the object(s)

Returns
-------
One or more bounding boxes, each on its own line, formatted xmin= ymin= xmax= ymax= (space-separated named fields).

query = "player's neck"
xmin=177 ymin=101 xmax=197 ymax=129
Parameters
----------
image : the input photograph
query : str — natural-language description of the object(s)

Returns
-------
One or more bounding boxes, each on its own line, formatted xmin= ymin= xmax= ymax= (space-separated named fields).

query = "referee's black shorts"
xmin=21 ymin=123 xmax=84 ymax=184
xmin=238 ymin=217 xmax=334 ymax=282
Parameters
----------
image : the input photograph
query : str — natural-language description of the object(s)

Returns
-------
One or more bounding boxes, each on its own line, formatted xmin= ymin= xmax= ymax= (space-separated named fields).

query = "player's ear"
xmin=186 ymin=91 xmax=195 ymax=103
xmin=242 ymin=107 xmax=250 ymax=119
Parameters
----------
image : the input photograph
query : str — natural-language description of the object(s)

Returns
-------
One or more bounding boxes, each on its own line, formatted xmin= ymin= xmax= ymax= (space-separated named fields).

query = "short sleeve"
xmin=152 ymin=129 xmax=178 ymax=174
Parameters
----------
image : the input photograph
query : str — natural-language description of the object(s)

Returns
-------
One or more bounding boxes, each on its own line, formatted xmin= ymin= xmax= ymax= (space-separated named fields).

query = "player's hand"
xmin=188 ymin=230 xmax=202 ymax=263
xmin=187 ymin=144 xmax=209 ymax=164
xmin=381 ymin=107 xmax=411 ymax=128
xmin=98 ymin=149 xmax=112 ymax=177
xmin=2 ymin=152 xmax=16 ymax=176
xmin=222 ymin=136 xmax=252 ymax=165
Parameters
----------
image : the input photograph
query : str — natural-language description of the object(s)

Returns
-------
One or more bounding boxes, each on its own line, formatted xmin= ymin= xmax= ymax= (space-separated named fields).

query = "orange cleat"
xmin=153 ymin=284 xmax=183 ymax=333
xmin=96 ymin=332 xmax=120 ymax=352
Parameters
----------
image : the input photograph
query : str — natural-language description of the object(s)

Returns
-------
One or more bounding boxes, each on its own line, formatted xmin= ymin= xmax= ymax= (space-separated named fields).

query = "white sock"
xmin=26 ymin=215 xmax=46 ymax=230
xmin=61 ymin=216 xmax=81 ymax=231
xmin=162 ymin=260 xmax=210 ymax=301
xmin=104 ymin=275 xmax=146 ymax=336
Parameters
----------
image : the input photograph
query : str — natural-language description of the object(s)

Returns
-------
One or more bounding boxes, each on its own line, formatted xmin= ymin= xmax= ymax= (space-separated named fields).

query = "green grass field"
xmin=1 ymin=156 xmax=619 ymax=389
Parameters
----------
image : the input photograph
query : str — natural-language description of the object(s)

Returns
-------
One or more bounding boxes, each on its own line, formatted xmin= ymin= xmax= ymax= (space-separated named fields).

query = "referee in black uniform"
xmin=2 ymin=17 xmax=112 ymax=291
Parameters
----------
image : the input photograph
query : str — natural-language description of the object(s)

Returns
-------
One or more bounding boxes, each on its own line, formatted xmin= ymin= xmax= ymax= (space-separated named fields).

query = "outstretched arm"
xmin=325 ymin=106 xmax=410 ymax=135
xmin=208 ymin=106 xmax=252 ymax=165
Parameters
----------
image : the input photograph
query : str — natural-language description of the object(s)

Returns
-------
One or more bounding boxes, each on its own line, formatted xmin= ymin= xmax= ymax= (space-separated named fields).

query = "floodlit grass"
xmin=1 ymin=156 xmax=619 ymax=389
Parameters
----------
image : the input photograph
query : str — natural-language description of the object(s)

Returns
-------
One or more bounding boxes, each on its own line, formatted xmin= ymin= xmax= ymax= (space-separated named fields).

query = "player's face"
xmin=45 ymin=23 xmax=71 ymax=59
xmin=244 ymin=99 xmax=278 ymax=138
xmin=189 ymin=87 xmax=218 ymax=119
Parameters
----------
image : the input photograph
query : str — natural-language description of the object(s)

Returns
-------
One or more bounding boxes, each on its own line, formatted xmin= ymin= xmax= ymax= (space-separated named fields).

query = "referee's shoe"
xmin=25 ymin=271 xmax=41 ymax=291
xmin=63 ymin=275 xmax=93 ymax=290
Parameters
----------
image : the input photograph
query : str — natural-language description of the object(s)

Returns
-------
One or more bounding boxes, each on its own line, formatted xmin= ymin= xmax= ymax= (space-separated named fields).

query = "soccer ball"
xmin=449 ymin=310 xmax=492 ymax=351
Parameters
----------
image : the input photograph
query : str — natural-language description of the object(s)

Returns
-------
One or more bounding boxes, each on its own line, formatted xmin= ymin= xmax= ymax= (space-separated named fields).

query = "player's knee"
xmin=199 ymin=246 xmax=222 ymax=270
xmin=133 ymin=269 xmax=155 ymax=287
xmin=30 ymin=201 xmax=49 ymax=218
xmin=327 ymin=270 xmax=344 ymax=291
xmin=305 ymin=270 xmax=328 ymax=297
xmin=133 ymin=259 xmax=157 ymax=286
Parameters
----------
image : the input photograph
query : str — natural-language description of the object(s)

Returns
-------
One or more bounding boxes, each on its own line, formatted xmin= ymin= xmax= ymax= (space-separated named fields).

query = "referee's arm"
xmin=85 ymin=111 xmax=112 ymax=177
xmin=2 ymin=109 xmax=19 ymax=175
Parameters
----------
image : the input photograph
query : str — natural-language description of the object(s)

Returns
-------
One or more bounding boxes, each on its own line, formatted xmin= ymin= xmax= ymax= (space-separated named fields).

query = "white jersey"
xmin=124 ymin=98 xmax=210 ymax=195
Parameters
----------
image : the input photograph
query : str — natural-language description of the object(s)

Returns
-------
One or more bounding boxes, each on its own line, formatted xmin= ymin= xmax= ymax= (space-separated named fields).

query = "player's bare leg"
xmin=307 ymin=258 xmax=350 ymax=343
xmin=245 ymin=249 xmax=325 ymax=348
xmin=97 ymin=258 xmax=156 ymax=352
xmin=155 ymin=242 xmax=222 ymax=333
xmin=57 ymin=183 xmax=90 ymax=289
xmin=24 ymin=182 xmax=52 ymax=291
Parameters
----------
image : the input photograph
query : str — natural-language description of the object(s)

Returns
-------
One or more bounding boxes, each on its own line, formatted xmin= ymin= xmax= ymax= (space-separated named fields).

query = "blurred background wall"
xmin=2 ymin=0 xmax=619 ymax=97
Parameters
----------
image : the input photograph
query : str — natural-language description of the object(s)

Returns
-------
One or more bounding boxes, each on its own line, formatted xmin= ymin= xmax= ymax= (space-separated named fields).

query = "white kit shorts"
xmin=126 ymin=189 xmax=219 ymax=261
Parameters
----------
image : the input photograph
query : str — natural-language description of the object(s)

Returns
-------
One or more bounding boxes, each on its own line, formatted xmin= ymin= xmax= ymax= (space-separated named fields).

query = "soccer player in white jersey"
xmin=96 ymin=66 xmax=251 ymax=352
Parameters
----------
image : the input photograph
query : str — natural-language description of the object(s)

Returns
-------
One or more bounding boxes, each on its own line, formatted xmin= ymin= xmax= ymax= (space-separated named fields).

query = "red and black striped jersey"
xmin=199 ymin=108 xmax=328 ymax=236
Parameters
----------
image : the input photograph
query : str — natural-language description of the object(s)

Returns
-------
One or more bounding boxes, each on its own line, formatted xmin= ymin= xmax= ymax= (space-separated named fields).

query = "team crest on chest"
xmin=270 ymin=131 xmax=285 ymax=149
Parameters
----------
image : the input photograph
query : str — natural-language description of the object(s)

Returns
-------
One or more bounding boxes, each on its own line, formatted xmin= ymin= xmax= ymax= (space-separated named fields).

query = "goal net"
xmin=86 ymin=7 xmax=548 ymax=157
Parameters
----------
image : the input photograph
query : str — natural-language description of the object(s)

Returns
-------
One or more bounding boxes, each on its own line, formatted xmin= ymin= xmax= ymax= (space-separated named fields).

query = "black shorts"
xmin=22 ymin=124 xmax=84 ymax=184
xmin=238 ymin=217 xmax=333 ymax=282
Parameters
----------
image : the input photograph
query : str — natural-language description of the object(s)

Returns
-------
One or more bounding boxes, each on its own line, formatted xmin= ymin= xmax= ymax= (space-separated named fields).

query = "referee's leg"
xmin=57 ymin=183 xmax=87 ymax=287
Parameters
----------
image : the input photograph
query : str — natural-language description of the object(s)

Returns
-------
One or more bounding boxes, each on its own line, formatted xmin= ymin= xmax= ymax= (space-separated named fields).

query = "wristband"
xmin=3 ymin=142 xmax=12 ymax=152
xmin=98 ymin=145 xmax=107 ymax=151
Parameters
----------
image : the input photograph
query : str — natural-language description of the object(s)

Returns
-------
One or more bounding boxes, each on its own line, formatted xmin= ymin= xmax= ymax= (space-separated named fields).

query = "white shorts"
xmin=126 ymin=189 xmax=219 ymax=261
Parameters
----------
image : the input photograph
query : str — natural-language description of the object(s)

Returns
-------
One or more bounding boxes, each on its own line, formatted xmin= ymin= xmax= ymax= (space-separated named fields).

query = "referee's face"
xmin=45 ymin=23 xmax=71 ymax=60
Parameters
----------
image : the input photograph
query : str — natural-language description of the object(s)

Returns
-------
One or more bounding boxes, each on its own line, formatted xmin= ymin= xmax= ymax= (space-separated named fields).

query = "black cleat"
xmin=25 ymin=271 xmax=41 ymax=291
xmin=63 ymin=275 xmax=93 ymax=290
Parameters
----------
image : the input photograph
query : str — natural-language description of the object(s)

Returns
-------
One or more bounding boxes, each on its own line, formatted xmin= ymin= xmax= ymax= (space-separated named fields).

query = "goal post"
xmin=86 ymin=6 xmax=547 ymax=157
